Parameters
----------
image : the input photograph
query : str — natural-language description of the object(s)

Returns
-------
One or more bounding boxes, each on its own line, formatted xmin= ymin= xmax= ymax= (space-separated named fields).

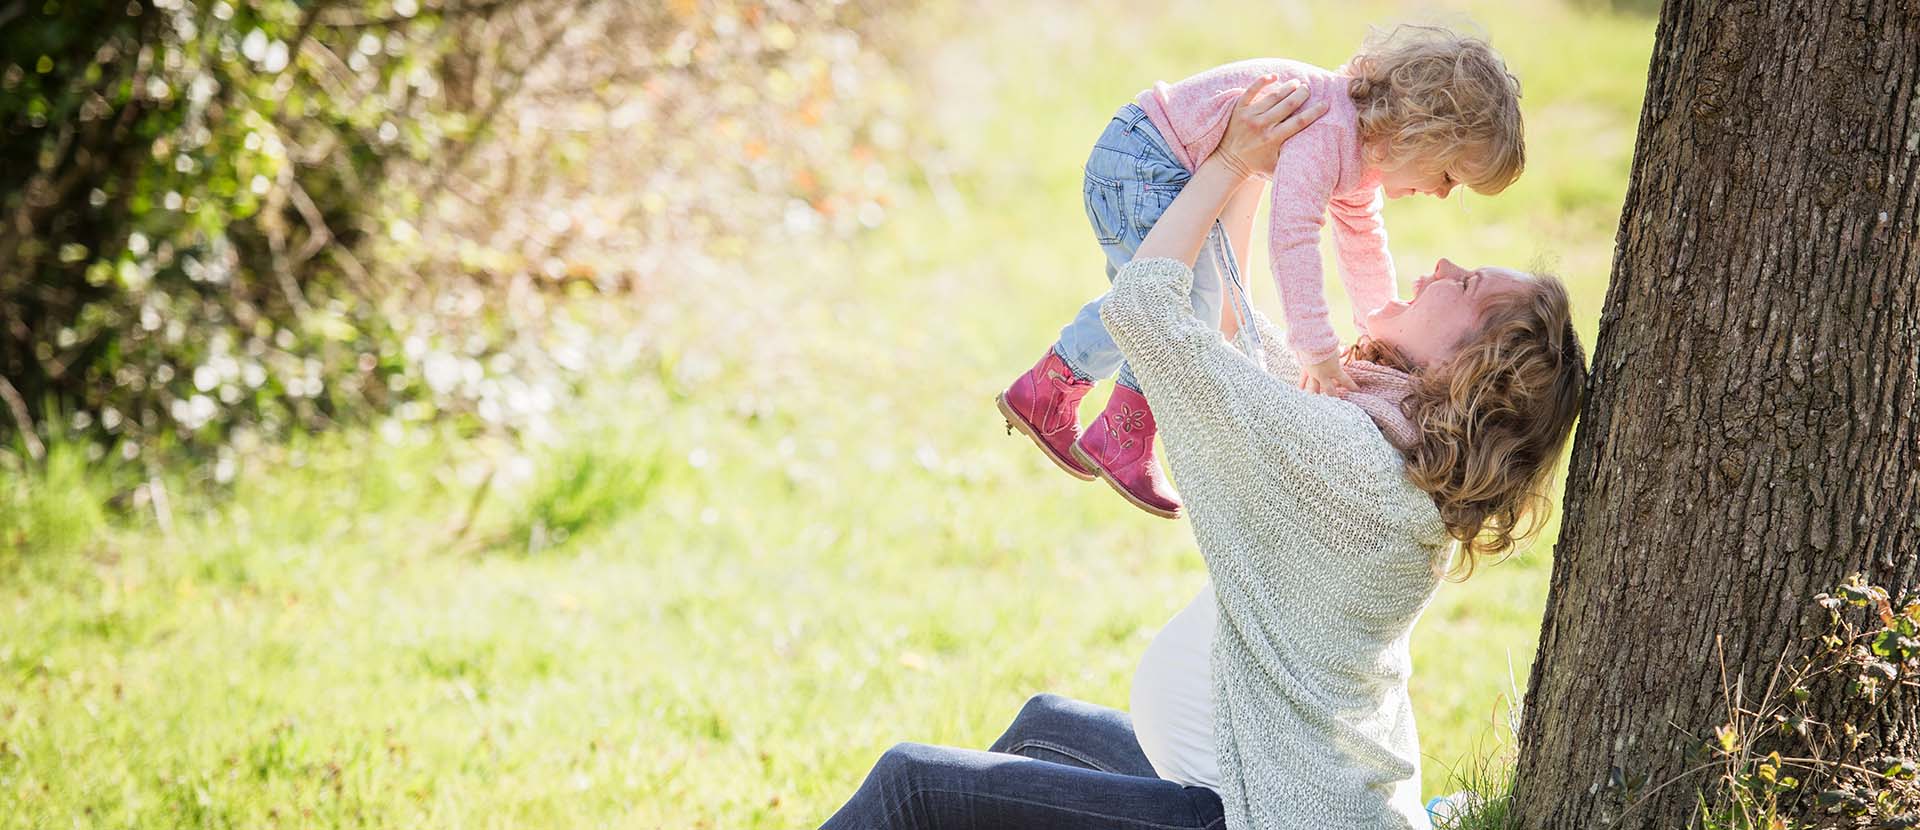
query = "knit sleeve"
xmin=1248 ymin=309 xmax=1302 ymax=385
xmin=1102 ymin=256 xmax=1386 ymax=490
xmin=1328 ymin=187 xmax=1397 ymax=334
xmin=1264 ymin=127 xmax=1345 ymax=366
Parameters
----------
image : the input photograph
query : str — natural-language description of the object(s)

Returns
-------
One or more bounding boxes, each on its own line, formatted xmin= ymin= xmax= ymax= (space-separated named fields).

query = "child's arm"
xmin=1329 ymin=189 xmax=1397 ymax=333
xmin=1265 ymin=135 xmax=1360 ymax=396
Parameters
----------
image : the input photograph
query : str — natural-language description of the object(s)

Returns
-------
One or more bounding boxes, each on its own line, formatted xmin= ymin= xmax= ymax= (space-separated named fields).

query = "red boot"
xmin=996 ymin=350 xmax=1097 ymax=481
xmin=1072 ymin=386 xmax=1181 ymax=519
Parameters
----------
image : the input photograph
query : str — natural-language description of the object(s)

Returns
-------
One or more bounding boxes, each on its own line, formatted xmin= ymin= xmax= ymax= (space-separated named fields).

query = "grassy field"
xmin=0 ymin=1 xmax=1653 ymax=826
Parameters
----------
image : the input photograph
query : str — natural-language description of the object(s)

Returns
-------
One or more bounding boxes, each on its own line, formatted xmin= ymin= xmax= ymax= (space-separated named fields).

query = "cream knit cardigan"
xmin=1102 ymin=256 xmax=1453 ymax=830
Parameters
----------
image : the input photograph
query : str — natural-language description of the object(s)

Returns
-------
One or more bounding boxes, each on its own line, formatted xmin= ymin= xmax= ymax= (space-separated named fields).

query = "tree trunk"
xmin=1510 ymin=1 xmax=1920 ymax=827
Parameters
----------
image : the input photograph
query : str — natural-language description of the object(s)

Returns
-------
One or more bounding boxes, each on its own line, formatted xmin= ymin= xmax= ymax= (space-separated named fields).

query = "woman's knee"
xmin=1018 ymin=692 xmax=1073 ymax=722
xmin=869 ymin=742 xmax=942 ymax=786
xmin=1003 ymin=694 xmax=1060 ymax=736
xmin=990 ymin=693 xmax=1072 ymax=754
xmin=825 ymin=743 xmax=938 ymax=829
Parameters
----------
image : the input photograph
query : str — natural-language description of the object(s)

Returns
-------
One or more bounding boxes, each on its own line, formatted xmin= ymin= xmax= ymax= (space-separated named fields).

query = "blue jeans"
xmin=1054 ymin=104 xmax=1256 ymax=392
xmin=820 ymin=694 xmax=1226 ymax=829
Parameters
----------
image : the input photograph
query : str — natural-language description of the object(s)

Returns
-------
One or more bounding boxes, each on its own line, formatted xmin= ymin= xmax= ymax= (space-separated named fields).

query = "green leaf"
xmin=303 ymin=311 xmax=360 ymax=343
xmin=1715 ymin=724 xmax=1739 ymax=753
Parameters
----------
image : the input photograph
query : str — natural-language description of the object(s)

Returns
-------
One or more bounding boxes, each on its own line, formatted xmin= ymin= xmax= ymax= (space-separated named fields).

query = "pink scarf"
xmin=1339 ymin=360 xmax=1419 ymax=450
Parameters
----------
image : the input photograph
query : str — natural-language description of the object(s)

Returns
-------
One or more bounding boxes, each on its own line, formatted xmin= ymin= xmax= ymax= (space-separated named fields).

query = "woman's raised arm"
xmin=1131 ymin=76 xmax=1328 ymax=265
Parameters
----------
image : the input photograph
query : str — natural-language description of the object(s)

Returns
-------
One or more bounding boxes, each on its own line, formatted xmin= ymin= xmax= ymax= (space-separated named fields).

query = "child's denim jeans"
xmin=1054 ymin=103 xmax=1260 ymax=392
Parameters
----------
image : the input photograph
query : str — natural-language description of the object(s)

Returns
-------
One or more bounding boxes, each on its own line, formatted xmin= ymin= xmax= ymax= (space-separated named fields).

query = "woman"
xmin=821 ymin=81 xmax=1586 ymax=830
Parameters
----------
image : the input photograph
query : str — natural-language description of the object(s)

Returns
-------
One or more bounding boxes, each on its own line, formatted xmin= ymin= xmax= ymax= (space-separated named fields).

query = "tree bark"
xmin=1510 ymin=1 xmax=1920 ymax=827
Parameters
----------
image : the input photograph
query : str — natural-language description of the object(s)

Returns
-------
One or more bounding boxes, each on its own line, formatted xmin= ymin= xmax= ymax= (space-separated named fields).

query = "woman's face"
xmin=1365 ymin=259 xmax=1531 ymax=368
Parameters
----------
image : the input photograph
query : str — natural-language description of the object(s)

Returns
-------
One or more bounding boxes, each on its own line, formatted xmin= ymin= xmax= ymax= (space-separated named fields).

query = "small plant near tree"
xmin=1661 ymin=575 xmax=1920 ymax=829
xmin=1445 ymin=576 xmax=1920 ymax=830
xmin=1429 ymin=657 xmax=1526 ymax=830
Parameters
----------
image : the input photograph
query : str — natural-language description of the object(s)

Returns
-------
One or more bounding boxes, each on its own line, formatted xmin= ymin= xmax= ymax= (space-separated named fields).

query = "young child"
xmin=997 ymin=24 xmax=1525 ymax=519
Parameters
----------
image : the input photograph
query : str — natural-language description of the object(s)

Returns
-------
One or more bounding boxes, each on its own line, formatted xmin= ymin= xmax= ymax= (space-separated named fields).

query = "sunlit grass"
xmin=0 ymin=1 xmax=1651 ymax=826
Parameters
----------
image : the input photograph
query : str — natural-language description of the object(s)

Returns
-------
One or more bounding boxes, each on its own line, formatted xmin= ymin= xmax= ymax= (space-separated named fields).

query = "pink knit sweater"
xmin=1137 ymin=58 xmax=1396 ymax=364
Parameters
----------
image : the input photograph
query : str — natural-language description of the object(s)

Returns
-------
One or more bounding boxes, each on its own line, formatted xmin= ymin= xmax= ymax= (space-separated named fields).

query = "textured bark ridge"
xmin=1510 ymin=1 xmax=1920 ymax=827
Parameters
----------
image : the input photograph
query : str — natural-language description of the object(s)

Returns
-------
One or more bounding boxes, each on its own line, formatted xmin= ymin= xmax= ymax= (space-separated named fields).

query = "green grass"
xmin=0 ymin=1 xmax=1652 ymax=826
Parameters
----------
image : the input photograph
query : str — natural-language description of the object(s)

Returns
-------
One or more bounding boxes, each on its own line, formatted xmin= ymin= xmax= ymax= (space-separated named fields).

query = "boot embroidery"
xmin=1113 ymin=405 xmax=1147 ymax=434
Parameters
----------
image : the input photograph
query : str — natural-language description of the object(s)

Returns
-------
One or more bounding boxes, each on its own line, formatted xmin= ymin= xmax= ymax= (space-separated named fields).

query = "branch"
xmin=288 ymin=0 xmax=331 ymax=53
xmin=324 ymin=241 xmax=378 ymax=298
xmin=0 ymin=123 xmax=77 ymax=276
xmin=419 ymin=0 xmax=596 ymax=206
xmin=315 ymin=0 xmax=520 ymax=30
xmin=0 ymin=375 xmax=43 ymax=461
xmin=1616 ymin=760 xmax=1728 ymax=822
xmin=265 ymin=167 xmax=315 ymax=318
xmin=286 ymin=176 xmax=334 ymax=264
xmin=143 ymin=472 xmax=173 ymax=537
xmin=1775 ymin=756 xmax=1893 ymax=780
xmin=444 ymin=465 xmax=495 ymax=548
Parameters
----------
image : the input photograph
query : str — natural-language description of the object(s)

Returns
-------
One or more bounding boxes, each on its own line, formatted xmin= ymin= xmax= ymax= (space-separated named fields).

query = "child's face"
xmin=1365 ymin=258 xmax=1530 ymax=368
xmin=1378 ymin=161 xmax=1458 ymax=200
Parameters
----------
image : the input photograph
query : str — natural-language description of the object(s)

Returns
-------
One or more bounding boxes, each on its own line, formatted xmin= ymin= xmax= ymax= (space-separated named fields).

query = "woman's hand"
xmin=1132 ymin=77 xmax=1323 ymax=266
xmin=1214 ymin=75 xmax=1326 ymax=181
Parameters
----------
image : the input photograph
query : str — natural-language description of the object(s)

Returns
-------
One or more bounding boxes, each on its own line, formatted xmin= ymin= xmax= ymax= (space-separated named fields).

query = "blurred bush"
xmin=0 ymin=0 xmax=923 ymax=471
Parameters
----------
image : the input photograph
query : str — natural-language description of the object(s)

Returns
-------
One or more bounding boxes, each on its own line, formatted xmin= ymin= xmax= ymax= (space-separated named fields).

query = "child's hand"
xmin=1300 ymin=355 xmax=1359 ymax=397
xmin=1215 ymin=75 xmax=1328 ymax=181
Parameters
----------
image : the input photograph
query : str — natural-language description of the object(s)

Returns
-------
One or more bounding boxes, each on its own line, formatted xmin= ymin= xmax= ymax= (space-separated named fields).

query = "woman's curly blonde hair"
xmin=1349 ymin=274 xmax=1586 ymax=578
xmin=1347 ymin=24 xmax=1525 ymax=194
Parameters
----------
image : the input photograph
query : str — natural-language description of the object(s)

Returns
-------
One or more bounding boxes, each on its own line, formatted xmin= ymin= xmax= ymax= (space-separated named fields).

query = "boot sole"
xmin=996 ymin=393 xmax=1096 ymax=481
xmin=1070 ymin=442 xmax=1181 ymax=520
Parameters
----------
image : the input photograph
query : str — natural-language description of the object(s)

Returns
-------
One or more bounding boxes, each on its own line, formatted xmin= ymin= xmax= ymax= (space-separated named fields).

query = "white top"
xmin=1131 ymin=580 xmax=1221 ymax=788
xmin=1102 ymin=257 xmax=1449 ymax=830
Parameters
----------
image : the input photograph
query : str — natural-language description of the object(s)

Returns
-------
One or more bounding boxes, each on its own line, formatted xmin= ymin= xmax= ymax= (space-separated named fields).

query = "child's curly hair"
xmin=1349 ymin=273 xmax=1586 ymax=578
xmin=1347 ymin=24 xmax=1525 ymax=195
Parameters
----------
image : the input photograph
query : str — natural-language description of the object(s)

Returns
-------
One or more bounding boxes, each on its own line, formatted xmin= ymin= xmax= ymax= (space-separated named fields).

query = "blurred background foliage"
xmin=1 ymin=0 xmax=919 ymax=470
